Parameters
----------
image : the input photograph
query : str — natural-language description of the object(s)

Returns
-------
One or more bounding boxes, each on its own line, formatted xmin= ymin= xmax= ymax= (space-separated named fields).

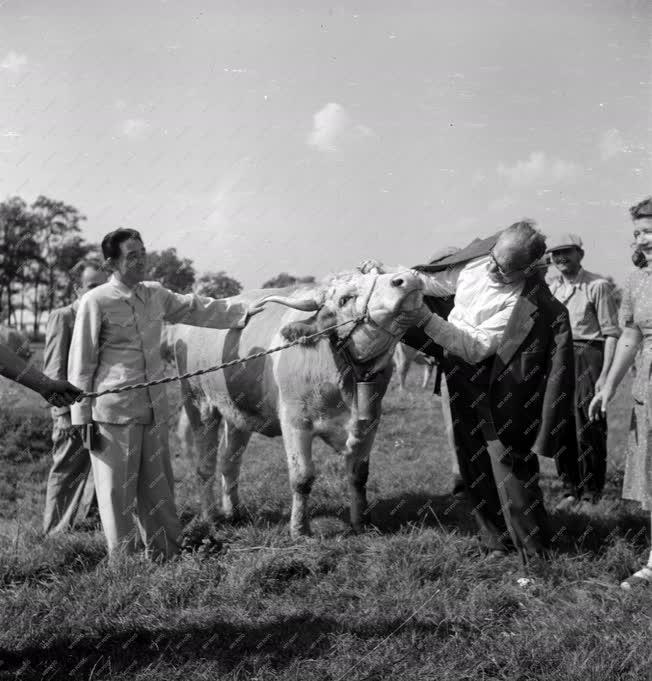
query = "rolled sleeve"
xmin=153 ymin=284 xmax=249 ymax=329
xmin=414 ymin=268 xmax=461 ymax=297
xmin=423 ymin=305 xmax=514 ymax=364
xmin=591 ymin=279 xmax=621 ymax=338
xmin=68 ymin=296 xmax=101 ymax=425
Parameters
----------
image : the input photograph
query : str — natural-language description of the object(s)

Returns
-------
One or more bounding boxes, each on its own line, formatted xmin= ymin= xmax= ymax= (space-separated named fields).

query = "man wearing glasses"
xmin=365 ymin=221 xmax=575 ymax=564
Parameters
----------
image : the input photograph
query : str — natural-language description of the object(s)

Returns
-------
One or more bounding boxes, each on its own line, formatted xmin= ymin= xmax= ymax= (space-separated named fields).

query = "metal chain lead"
xmin=75 ymin=316 xmax=364 ymax=402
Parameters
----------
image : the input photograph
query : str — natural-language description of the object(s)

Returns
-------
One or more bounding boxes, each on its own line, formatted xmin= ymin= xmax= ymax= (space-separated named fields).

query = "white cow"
xmin=163 ymin=268 xmax=425 ymax=537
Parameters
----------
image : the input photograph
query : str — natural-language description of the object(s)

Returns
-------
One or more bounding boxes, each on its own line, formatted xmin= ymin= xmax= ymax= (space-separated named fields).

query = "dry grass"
xmin=0 ymin=347 xmax=650 ymax=680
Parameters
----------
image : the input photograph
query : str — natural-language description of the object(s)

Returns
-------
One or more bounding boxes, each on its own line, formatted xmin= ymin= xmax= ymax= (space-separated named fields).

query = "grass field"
xmin=0 ymin=346 xmax=650 ymax=680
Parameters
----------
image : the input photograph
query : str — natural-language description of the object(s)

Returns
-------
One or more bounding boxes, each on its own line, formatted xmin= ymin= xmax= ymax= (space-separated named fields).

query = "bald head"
xmin=488 ymin=220 xmax=547 ymax=284
xmin=73 ymin=259 xmax=108 ymax=297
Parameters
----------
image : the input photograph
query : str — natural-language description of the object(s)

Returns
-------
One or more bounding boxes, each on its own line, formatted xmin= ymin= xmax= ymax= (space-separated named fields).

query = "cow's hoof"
xmin=289 ymin=526 xmax=313 ymax=541
xmin=349 ymin=519 xmax=377 ymax=536
xmin=212 ymin=508 xmax=246 ymax=525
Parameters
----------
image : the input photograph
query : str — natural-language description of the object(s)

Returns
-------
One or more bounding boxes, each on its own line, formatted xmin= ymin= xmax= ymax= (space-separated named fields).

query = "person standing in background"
xmin=42 ymin=259 xmax=108 ymax=535
xmin=590 ymin=197 xmax=652 ymax=589
xmin=547 ymin=234 xmax=621 ymax=509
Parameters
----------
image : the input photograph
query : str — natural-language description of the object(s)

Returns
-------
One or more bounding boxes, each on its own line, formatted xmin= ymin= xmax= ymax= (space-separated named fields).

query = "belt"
xmin=572 ymin=338 xmax=604 ymax=345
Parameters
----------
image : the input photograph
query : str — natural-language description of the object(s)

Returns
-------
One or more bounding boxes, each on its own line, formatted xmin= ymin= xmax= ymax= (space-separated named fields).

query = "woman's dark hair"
xmin=629 ymin=197 xmax=652 ymax=221
xmin=632 ymin=248 xmax=648 ymax=269
xmin=101 ymin=229 xmax=143 ymax=260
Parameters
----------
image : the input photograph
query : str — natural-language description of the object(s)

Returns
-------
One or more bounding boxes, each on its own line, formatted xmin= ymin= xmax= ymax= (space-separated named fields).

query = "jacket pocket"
xmin=520 ymin=351 xmax=546 ymax=381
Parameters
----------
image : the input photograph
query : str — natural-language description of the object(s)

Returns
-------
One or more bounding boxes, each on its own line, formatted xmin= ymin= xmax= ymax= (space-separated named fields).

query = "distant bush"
xmin=0 ymin=409 xmax=51 ymax=463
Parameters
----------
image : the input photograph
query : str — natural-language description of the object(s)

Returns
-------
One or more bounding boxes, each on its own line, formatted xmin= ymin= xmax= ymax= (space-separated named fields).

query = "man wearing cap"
xmin=547 ymin=233 xmax=621 ymax=508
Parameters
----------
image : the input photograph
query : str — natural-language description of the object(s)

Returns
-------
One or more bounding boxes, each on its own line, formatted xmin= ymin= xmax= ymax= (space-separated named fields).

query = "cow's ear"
xmin=280 ymin=314 xmax=321 ymax=345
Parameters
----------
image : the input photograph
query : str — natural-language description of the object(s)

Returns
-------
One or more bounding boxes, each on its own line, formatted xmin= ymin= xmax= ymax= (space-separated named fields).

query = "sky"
xmin=0 ymin=0 xmax=650 ymax=288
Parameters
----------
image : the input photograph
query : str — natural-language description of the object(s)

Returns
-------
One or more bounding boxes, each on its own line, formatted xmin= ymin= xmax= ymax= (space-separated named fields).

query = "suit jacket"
xmin=403 ymin=233 xmax=576 ymax=458
xmin=445 ymin=276 xmax=576 ymax=459
xmin=43 ymin=302 xmax=78 ymax=417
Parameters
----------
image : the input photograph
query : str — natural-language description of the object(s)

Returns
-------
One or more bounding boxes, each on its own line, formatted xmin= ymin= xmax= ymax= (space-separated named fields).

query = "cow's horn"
xmin=258 ymin=295 xmax=321 ymax=311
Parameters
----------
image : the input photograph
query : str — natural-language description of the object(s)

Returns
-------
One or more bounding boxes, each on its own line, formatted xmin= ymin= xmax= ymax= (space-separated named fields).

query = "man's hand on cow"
xmin=358 ymin=259 xmax=385 ymax=275
xmin=40 ymin=379 xmax=83 ymax=408
xmin=400 ymin=302 xmax=433 ymax=328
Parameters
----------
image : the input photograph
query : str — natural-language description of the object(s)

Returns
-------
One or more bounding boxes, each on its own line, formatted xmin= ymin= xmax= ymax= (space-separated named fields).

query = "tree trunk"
xmin=32 ymin=281 xmax=39 ymax=337
xmin=19 ymin=275 xmax=25 ymax=328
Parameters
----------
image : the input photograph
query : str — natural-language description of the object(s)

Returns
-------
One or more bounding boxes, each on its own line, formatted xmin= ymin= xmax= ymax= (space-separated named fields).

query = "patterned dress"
xmin=619 ymin=268 xmax=652 ymax=510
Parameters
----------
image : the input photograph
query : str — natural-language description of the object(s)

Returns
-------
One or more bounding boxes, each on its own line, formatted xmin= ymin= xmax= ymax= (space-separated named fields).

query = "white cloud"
xmin=120 ymin=118 xmax=151 ymax=139
xmin=307 ymin=102 xmax=374 ymax=152
xmin=599 ymin=128 xmax=628 ymax=160
xmin=497 ymin=151 xmax=580 ymax=187
xmin=1 ymin=51 xmax=28 ymax=73
xmin=307 ymin=102 xmax=350 ymax=152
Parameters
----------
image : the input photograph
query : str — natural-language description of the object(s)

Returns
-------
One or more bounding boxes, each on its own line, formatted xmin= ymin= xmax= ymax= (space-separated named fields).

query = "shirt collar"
xmin=554 ymin=266 xmax=585 ymax=287
xmin=109 ymin=273 xmax=146 ymax=302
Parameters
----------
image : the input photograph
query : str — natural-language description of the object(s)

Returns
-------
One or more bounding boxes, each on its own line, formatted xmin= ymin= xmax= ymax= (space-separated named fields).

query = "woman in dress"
xmin=590 ymin=196 xmax=652 ymax=590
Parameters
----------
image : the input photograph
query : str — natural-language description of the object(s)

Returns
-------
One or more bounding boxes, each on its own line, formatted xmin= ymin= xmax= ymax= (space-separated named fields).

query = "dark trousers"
xmin=43 ymin=428 xmax=96 ymax=534
xmin=556 ymin=341 xmax=607 ymax=500
xmin=447 ymin=369 xmax=550 ymax=562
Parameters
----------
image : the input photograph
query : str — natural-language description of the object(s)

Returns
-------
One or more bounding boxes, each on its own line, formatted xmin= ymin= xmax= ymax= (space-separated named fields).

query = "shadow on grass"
xmin=0 ymin=612 xmax=467 ymax=679
xmin=0 ymin=540 xmax=106 ymax=588
xmin=230 ymin=493 xmax=481 ymax=539
xmin=223 ymin=490 xmax=649 ymax=559
xmin=548 ymin=507 xmax=650 ymax=555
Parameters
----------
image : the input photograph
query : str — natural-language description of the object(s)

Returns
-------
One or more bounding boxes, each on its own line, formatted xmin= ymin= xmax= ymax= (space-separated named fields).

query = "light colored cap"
xmin=546 ymin=233 xmax=583 ymax=253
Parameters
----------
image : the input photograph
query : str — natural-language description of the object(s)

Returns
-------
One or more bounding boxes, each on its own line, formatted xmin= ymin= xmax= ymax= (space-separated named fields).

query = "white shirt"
xmin=416 ymin=256 xmax=524 ymax=364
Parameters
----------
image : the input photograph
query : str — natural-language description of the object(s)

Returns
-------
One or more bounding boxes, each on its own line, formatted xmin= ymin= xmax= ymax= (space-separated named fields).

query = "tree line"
xmin=0 ymin=195 xmax=315 ymax=337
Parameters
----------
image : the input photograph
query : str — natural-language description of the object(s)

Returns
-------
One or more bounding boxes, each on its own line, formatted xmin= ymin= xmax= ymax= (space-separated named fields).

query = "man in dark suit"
xmin=401 ymin=221 xmax=576 ymax=563
xmin=42 ymin=258 xmax=108 ymax=534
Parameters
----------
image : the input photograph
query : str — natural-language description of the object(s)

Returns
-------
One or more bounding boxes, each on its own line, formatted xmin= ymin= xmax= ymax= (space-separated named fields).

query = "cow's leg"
xmin=343 ymin=423 xmax=378 ymax=532
xmin=176 ymin=407 xmax=195 ymax=462
xmin=397 ymin=359 xmax=410 ymax=391
xmin=219 ymin=421 xmax=251 ymax=520
xmin=422 ymin=363 xmax=434 ymax=390
xmin=182 ymin=389 xmax=222 ymax=520
xmin=280 ymin=418 xmax=315 ymax=538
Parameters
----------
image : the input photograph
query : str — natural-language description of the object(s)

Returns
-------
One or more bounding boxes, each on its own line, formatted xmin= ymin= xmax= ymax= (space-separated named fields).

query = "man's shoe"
xmin=554 ymin=495 xmax=577 ymax=512
xmin=451 ymin=476 xmax=466 ymax=500
xmin=620 ymin=566 xmax=652 ymax=591
xmin=485 ymin=549 xmax=510 ymax=562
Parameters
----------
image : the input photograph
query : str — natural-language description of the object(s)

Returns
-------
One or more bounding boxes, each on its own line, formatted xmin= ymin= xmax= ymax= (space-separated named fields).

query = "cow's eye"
xmin=339 ymin=295 xmax=351 ymax=307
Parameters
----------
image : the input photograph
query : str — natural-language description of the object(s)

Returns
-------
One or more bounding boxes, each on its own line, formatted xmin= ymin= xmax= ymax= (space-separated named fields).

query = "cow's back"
xmin=167 ymin=288 xmax=319 ymax=436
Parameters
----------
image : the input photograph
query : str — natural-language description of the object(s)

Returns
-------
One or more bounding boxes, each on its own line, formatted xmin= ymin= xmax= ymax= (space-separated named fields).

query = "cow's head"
xmin=258 ymin=269 xmax=424 ymax=367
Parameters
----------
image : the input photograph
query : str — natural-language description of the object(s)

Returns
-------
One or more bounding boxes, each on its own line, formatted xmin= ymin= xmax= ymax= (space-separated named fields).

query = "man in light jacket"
xmin=69 ymin=229 xmax=264 ymax=561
